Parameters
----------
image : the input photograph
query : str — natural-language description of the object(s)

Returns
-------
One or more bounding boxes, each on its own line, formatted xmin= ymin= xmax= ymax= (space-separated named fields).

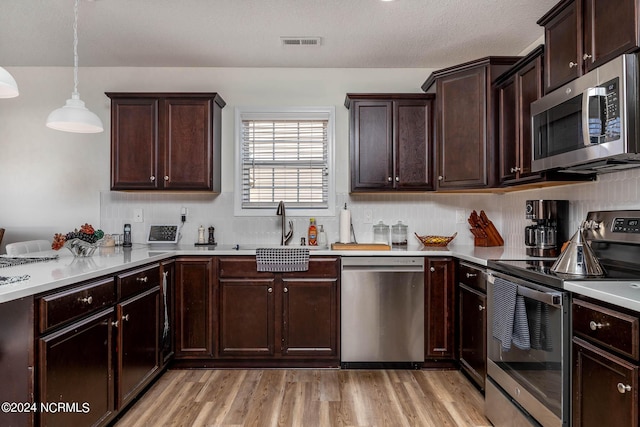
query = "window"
xmin=234 ymin=107 xmax=335 ymax=216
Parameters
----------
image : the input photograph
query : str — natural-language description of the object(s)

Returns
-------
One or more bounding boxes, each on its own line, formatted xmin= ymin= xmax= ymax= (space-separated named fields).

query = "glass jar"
xmin=373 ymin=221 xmax=389 ymax=244
xmin=391 ymin=221 xmax=408 ymax=246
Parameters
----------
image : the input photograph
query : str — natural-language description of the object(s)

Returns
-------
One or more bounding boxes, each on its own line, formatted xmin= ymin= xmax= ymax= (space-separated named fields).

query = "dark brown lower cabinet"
xmin=219 ymin=278 xmax=276 ymax=357
xmin=573 ymin=337 xmax=638 ymax=427
xmin=174 ymin=257 xmax=215 ymax=359
xmin=458 ymin=284 xmax=486 ymax=388
xmin=38 ymin=309 xmax=116 ymax=427
xmin=117 ymin=287 xmax=160 ymax=408
xmin=216 ymin=256 xmax=339 ymax=364
xmin=425 ymin=258 xmax=455 ymax=361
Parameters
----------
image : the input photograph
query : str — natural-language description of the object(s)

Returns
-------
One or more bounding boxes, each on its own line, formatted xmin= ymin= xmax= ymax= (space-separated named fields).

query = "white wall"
xmin=0 ymin=66 xmax=434 ymax=250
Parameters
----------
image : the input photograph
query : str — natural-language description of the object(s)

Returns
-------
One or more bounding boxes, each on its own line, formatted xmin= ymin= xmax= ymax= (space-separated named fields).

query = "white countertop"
xmin=563 ymin=280 xmax=640 ymax=312
xmin=0 ymin=243 xmax=527 ymax=303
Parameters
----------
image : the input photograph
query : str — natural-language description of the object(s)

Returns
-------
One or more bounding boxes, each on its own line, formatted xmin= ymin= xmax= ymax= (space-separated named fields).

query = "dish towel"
xmin=527 ymin=300 xmax=552 ymax=351
xmin=492 ymin=277 xmax=531 ymax=351
xmin=256 ymin=247 xmax=310 ymax=272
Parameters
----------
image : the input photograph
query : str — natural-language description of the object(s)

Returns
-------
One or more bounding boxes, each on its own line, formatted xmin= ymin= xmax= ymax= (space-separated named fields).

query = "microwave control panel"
xmin=602 ymin=77 xmax=620 ymax=141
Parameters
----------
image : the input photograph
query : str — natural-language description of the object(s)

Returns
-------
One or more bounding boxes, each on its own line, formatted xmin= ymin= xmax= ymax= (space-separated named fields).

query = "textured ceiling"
xmin=0 ymin=0 xmax=556 ymax=68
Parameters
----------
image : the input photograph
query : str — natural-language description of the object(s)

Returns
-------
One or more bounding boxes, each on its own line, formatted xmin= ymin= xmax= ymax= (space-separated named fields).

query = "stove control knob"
xmin=584 ymin=220 xmax=601 ymax=230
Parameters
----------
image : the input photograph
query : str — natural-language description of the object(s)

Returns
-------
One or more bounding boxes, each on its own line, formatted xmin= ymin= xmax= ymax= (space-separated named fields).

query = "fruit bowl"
xmin=414 ymin=232 xmax=457 ymax=247
xmin=64 ymin=238 xmax=99 ymax=257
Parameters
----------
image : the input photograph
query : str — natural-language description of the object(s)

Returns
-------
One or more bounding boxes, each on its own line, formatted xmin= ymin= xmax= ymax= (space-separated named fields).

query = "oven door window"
xmin=488 ymin=288 xmax=565 ymax=419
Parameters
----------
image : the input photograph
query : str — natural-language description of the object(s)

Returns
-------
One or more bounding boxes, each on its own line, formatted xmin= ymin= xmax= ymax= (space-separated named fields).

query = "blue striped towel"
xmin=492 ymin=277 xmax=531 ymax=351
xmin=256 ymin=248 xmax=310 ymax=272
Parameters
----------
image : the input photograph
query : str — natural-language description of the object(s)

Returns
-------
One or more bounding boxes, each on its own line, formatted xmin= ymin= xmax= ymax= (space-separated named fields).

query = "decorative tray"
xmin=414 ymin=232 xmax=457 ymax=247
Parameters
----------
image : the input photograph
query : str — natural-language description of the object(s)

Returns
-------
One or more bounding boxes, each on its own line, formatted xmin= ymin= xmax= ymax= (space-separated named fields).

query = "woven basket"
xmin=414 ymin=232 xmax=457 ymax=247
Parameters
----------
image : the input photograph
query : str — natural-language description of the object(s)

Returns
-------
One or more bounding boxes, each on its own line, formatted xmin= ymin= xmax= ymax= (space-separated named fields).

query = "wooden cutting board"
xmin=331 ymin=243 xmax=391 ymax=251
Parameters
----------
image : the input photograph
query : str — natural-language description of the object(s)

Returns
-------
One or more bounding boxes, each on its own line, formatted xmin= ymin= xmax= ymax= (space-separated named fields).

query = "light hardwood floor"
xmin=115 ymin=369 xmax=491 ymax=427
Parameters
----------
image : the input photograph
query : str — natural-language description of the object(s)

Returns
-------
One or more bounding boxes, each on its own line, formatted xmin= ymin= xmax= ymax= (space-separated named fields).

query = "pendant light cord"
xmin=72 ymin=0 xmax=79 ymax=96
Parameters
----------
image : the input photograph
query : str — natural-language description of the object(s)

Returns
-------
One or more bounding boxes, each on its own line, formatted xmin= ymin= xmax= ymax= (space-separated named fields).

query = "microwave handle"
xmin=581 ymin=87 xmax=607 ymax=147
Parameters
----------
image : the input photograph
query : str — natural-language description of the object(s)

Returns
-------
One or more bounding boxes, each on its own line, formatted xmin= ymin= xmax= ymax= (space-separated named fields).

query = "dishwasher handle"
xmin=342 ymin=265 xmax=425 ymax=274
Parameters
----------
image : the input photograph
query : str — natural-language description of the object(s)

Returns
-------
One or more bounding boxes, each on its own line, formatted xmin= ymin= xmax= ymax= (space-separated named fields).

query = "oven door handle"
xmin=516 ymin=285 xmax=563 ymax=307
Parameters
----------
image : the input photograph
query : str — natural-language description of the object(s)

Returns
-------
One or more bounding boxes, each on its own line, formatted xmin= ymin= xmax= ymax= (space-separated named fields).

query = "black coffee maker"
xmin=525 ymin=200 xmax=569 ymax=257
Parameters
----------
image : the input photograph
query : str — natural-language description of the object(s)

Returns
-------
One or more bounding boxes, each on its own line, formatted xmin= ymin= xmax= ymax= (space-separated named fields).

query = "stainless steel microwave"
xmin=531 ymin=54 xmax=640 ymax=174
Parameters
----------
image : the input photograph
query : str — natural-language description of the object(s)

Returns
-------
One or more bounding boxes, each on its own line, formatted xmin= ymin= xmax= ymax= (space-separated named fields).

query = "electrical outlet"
xmin=455 ymin=209 xmax=466 ymax=224
xmin=133 ymin=208 xmax=144 ymax=223
xmin=364 ymin=209 xmax=373 ymax=224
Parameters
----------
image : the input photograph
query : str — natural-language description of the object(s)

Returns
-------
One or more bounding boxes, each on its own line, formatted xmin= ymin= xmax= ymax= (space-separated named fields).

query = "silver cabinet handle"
xmin=478 ymin=305 xmax=485 ymax=311
xmin=513 ymin=166 xmax=521 ymax=172
xmin=438 ymin=175 xmax=444 ymax=181
xmin=268 ymin=287 xmax=273 ymax=293
xmin=112 ymin=320 xmax=119 ymax=327
xmin=395 ymin=176 xmax=399 ymax=182
xmin=589 ymin=321 xmax=604 ymax=330
xmin=387 ymin=177 xmax=392 ymax=182
xmin=150 ymin=176 xmax=156 ymax=181
xmin=583 ymin=54 xmax=593 ymax=60
xmin=80 ymin=296 xmax=93 ymax=304
xmin=569 ymin=61 xmax=578 ymax=68
xmin=430 ymin=267 xmax=435 ymax=272
xmin=510 ymin=167 xmax=515 ymax=173
xmin=466 ymin=273 xmax=477 ymax=278
xmin=617 ymin=383 xmax=632 ymax=394
xmin=122 ymin=314 xmax=130 ymax=322
xmin=284 ymin=287 xmax=288 ymax=293
xmin=164 ymin=176 xmax=169 ymax=181
xmin=136 ymin=276 xmax=148 ymax=283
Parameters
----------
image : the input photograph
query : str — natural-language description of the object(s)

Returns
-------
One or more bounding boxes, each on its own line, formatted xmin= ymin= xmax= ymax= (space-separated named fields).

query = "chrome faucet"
xmin=276 ymin=200 xmax=293 ymax=246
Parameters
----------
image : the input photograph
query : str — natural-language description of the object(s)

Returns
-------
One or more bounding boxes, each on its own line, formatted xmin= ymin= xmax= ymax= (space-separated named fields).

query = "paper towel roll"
xmin=339 ymin=208 xmax=351 ymax=243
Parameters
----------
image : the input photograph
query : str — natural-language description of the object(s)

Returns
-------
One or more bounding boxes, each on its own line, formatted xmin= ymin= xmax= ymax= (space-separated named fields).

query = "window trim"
xmin=234 ymin=106 xmax=335 ymax=217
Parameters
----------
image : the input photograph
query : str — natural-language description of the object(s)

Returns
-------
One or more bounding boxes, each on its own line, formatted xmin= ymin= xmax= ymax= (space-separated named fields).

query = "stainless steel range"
xmin=485 ymin=210 xmax=640 ymax=427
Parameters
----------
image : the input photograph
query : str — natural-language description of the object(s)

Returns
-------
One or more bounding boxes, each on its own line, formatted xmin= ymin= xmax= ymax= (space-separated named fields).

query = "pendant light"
xmin=0 ymin=67 xmax=19 ymax=98
xmin=46 ymin=0 xmax=103 ymax=133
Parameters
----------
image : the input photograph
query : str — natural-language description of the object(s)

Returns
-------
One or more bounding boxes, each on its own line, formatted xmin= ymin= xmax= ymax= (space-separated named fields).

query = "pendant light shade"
xmin=0 ymin=66 xmax=19 ymax=98
xmin=46 ymin=0 xmax=103 ymax=133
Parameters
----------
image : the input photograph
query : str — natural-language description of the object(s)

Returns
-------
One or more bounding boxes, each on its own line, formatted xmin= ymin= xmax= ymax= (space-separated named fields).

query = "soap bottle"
xmin=308 ymin=218 xmax=318 ymax=246
xmin=317 ymin=224 xmax=327 ymax=248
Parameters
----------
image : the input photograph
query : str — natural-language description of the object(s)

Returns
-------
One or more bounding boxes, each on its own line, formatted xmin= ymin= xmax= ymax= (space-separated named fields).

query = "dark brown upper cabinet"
xmin=495 ymin=46 xmax=545 ymax=185
xmin=538 ymin=0 xmax=640 ymax=93
xmin=422 ymin=57 xmax=520 ymax=190
xmin=106 ymin=93 xmax=225 ymax=192
xmin=345 ymin=94 xmax=435 ymax=192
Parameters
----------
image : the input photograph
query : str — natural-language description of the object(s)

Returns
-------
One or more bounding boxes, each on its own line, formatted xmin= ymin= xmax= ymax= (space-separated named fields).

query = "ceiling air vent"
xmin=280 ymin=37 xmax=322 ymax=47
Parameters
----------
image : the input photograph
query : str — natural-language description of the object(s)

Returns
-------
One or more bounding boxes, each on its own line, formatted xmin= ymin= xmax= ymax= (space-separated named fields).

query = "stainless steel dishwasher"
xmin=341 ymin=256 xmax=424 ymax=369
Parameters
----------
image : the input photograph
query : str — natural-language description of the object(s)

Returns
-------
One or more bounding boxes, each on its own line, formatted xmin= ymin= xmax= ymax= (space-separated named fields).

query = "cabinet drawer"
xmin=219 ymin=257 xmax=275 ymax=278
xmin=282 ymin=257 xmax=340 ymax=278
xmin=38 ymin=278 xmax=116 ymax=333
xmin=117 ymin=264 xmax=160 ymax=299
xmin=573 ymin=298 xmax=640 ymax=360
xmin=457 ymin=262 xmax=486 ymax=292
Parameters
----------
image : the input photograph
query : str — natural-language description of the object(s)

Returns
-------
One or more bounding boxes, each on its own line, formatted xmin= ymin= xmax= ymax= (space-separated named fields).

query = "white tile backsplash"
xmin=100 ymin=168 xmax=640 ymax=249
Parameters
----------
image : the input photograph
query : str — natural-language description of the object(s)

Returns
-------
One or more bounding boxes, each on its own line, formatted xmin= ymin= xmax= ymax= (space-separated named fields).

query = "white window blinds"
xmin=240 ymin=116 xmax=329 ymax=209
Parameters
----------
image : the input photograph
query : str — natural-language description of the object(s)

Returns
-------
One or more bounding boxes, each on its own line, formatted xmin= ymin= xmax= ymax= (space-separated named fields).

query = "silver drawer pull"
xmin=136 ymin=276 xmax=148 ymax=283
xmin=150 ymin=176 xmax=156 ymax=181
xmin=617 ymin=383 xmax=632 ymax=394
xmin=569 ymin=61 xmax=578 ymax=68
xmin=80 ymin=296 xmax=93 ymax=304
xmin=589 ymin=321 xmax=604 ymax=330
xmin=284 ymin=287 xmax=288 ymax=293
xmin=466 ymin=273 xmax=477 ymax=278
xmin=122 ymin=314 xmax=130 ymax=322
xmin=112 ymin=320 xmax=119 ymax=327
xmin=268 ymin=287 xmax=273 ymax=293
xmin=478 ymin=305 xmax=485 ymax=311
xmin=430 ymin=267 xmax=435 ymax=272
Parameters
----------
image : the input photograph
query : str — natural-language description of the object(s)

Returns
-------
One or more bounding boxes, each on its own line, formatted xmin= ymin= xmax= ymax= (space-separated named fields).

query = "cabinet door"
xmin=436 ymin=67 xmax=488 ymax=188
xmin=117 ymin=287 xmax=160 ymax=409
xmin=573 ymin=337 xmax=638 ymax=427
xmin=543 ymin=0 xmax=580 ymax=93
xmin=583 ymin=0 xmax=639 ymax=72
xmin=38 ymin=309 xmax=115 ymax=427
xmin=517 ymin=57 xmax=543 ymax=179
xmin=498 ymin=77 xmax=518 ymax=183
xmin=160 ymin=260 xmax=175 ymax=366
xmin=458 ymin=284 xmax=486 ymax=389
xmin=350 ymin=101 xmax=394 ymax=191
xmin=110 ymin=98 xmax=159 ymax=190
xmin=395 ymin=100 xmax=434 ymax=190
xmin=425 ymin=258 xmax=455 ymax=359
xmin=162 ymin=98 xmax=214 ymax=190
xmin=281 ymin=278 xmax=338 ymax=358
xmin=175 ymin=257 xmax=215 ymax=358
xmin=218 ymin=279 xmax=276 ymax=357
